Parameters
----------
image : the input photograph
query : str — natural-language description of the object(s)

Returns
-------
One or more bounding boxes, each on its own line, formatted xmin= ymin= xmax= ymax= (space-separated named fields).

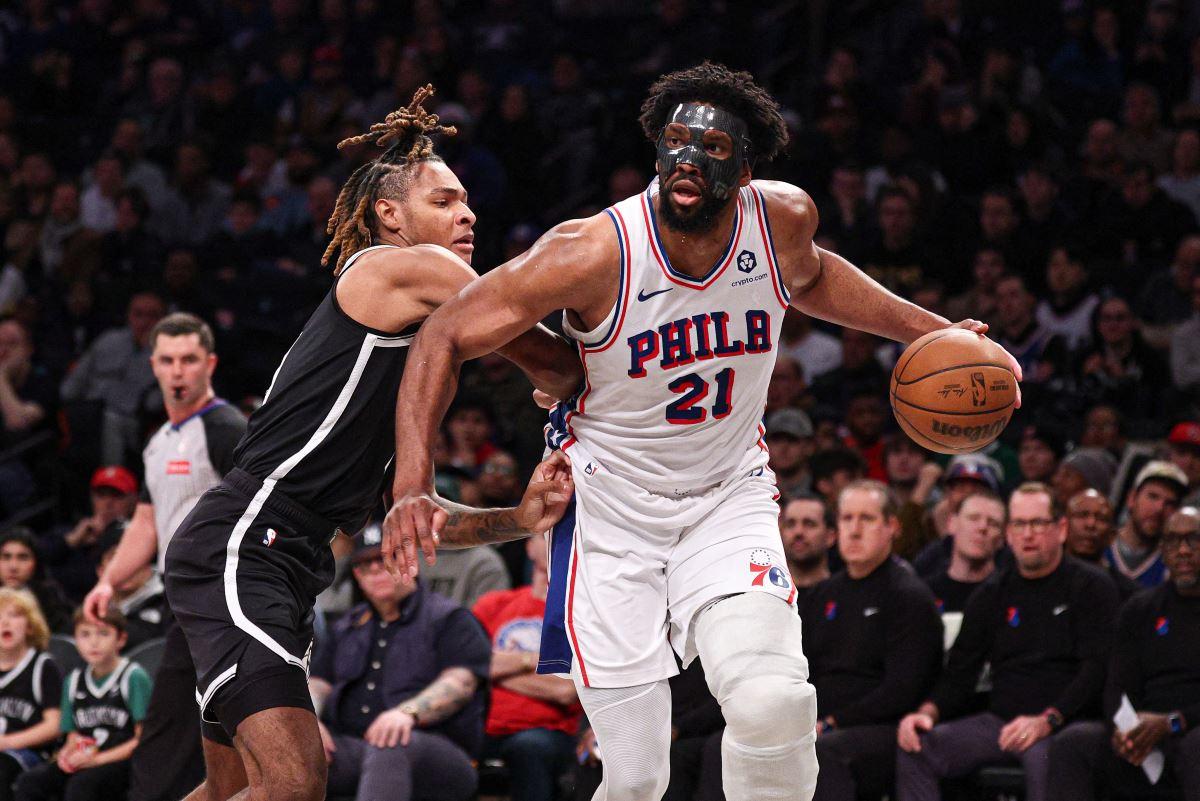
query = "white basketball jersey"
xmin=547 ymin=179 xmax=791 ymax=492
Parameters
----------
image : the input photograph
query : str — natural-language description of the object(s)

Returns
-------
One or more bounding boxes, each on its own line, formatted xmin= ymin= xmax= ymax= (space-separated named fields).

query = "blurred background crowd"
xmin=2 ymin=0 xmax=1200 ymax=799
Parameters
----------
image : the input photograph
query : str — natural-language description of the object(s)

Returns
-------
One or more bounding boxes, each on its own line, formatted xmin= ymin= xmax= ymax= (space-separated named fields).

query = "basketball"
xmin=890 ymin=329 xmax=1018 ymax=455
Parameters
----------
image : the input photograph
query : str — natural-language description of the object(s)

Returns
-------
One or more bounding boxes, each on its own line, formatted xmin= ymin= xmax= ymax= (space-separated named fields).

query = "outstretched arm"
xmin=391 ymin=451 xmax=574 ymax=552
xmin=383 ymin=218 xmax=614 ymax=578
xmin=759 ymin=182 xmax=1023 ymax=388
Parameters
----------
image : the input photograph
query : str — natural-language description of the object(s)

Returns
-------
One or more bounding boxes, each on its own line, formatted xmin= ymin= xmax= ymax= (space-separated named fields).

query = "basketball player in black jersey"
xmin=162 ymin=86 xmax=581 ymax=801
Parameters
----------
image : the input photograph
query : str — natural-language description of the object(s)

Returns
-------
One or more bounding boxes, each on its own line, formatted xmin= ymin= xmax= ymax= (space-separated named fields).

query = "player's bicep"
xmin=433 ymin=220 xmax=614 ymax=360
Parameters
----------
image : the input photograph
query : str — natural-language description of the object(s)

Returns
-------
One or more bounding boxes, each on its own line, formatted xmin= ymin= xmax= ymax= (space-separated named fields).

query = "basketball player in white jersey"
xmin=387 ymin=63 xmax=1022 ymax=801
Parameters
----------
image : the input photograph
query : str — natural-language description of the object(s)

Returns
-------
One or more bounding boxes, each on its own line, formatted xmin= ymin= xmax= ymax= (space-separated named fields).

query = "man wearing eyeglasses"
xmin=895 ymin=482 xmax=1119 ymax=801
xmin=1048 ymin=506 xmax=1200 ymax=800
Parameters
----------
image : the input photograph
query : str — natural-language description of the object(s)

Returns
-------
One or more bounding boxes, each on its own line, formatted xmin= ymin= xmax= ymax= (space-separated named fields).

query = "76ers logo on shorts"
xmin=748 ymin=549 xmax=790 ymax=589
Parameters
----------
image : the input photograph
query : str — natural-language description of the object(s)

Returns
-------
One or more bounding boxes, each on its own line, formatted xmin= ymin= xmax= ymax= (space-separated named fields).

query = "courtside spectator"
xmin=41 ymin=467 xmax=137 ymax=602
xmin=0 ymin=532 xmax=70 ymax=634
xmin=14 ymin=609 xmax=150 ymax=801
xmin=474 ymin=535 xmax=581 ymax=801
xmin=765 ymin=409 xmax=816 ymax=499
xmin=309 ymin=529 xmax=490 ymax=801
xmin=0 ymin=588 xmax=61 ymax=801
xmin=804 ymin=480 xmax=942 ymax=801
xmin=1065 ymin=489 xmax=1138 ymax=601
xmin=896 ymin=483 xmax=1119 ymax=801
xmin=59 ymin=292 xmax=164 ymax=468
xmin=1049 ymin=507 xmax=1200 ymax=800
xmin=1108 ymin=461 xmax=1187 ymax=588
xmin=926 ymin=491 xmax=1007 ymax=614
xmin=780 ymin=494 xmax=835 ymax=604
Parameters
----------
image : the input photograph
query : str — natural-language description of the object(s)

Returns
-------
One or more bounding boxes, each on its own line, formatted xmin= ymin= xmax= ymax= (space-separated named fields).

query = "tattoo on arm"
xmin=436 ymin=500 xmax=528 ymax=548
xmin=404 ymin=667 xmax=478 ymax=726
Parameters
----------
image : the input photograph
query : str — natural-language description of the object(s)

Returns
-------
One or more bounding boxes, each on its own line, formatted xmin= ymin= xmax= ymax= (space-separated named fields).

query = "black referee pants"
xmin=127 ymin=620 xmax=205 ymax=801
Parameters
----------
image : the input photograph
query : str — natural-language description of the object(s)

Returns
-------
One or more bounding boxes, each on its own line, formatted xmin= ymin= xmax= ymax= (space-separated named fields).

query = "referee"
xmin=83 ymin=312 xmax=246 ymax=801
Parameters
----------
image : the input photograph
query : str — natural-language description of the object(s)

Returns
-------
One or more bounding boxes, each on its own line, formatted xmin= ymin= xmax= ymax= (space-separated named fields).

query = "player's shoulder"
xmin=751 ymin=179 xmax=817 ymax=223
xmin=494 ymin=211 xmax=620 ymax=289
xmin=201 ymin=402 xmax=247 ymax=431
xmin=532 ymin=213 xmax=619 ymax=263
xmin=359 ymin=243 xmax=476 ymax=288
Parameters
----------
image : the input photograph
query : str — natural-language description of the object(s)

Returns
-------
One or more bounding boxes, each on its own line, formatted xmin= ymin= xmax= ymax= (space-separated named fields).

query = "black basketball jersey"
xmin=233 ymin=246 xmax=418 ymax=533
xmin=0 ymin=649 xmax=60 ymax=737
xmin=66 ymin=659 xmax=142 ymax=750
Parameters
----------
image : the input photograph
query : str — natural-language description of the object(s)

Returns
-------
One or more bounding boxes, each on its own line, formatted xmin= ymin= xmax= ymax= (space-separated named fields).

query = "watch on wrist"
xmin=1044 ymin=710 xmax=1064 ymax=732
xmin=1168 ymin=712 xmax=1185 ymax=735
xmin=399 ymin=703 xmax=420 ymax=725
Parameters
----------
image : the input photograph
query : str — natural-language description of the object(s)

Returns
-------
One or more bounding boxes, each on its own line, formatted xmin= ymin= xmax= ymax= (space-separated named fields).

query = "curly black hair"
xmin=638 ymin=62 xmax=789 ymax=163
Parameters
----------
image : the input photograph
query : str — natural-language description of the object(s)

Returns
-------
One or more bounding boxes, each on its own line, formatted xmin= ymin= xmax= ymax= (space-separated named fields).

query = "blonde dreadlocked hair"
xmin=322 ymin=84 xmax=458 ymax=274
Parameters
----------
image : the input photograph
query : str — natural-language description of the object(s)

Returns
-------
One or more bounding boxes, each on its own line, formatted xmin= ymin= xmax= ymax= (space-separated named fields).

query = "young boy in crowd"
xmin=14 ymin=609 xmax=150 ymax=801
xmin=0 ymin=588 xmax=62 ymax=800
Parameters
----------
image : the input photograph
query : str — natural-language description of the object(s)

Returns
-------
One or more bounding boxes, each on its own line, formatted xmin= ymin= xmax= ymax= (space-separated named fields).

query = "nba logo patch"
xmin=824 ymin=601 xmax=837 ymax=621
xmin=263 ymin=528 xmax=277 ymax=547
xmin=737 ymin=250 xmax=757 ymax=273
xmin=748 ymin=549 xmax=773 ymax=586
xmin=1006 ymin=606 xmax=1020 ymax=627
xmin=1155 ymin=616 xmax=1169 ymax=636
xmin=935 ymin=598 xmax=945 ymax=614
xmin=584 ymin=461 xmax=598 ymax=476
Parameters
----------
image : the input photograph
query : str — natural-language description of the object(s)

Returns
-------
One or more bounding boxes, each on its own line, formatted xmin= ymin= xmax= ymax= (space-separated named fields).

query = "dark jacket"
xmin=314 ymin=585 xmax=491 ymax=755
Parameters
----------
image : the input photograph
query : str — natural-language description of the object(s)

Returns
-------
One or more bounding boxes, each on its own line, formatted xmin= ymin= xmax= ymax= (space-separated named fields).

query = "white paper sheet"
xmin=1113 ymin=694 xmax=1164 ymax=784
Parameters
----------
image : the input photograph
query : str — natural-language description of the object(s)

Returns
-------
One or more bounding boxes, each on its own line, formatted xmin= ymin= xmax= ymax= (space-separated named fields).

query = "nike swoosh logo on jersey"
xmin=637 ymin=287 xmax=674 ymax=302
xmin=863 ymin=607 xmax=880 ymax=617
xmin=1053 ymin=604 xmax=1069 ymax=615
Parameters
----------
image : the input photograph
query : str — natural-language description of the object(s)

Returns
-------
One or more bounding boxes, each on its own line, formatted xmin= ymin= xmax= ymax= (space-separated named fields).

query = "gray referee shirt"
xmin=141 ymin=399 xmax=246 ymax=572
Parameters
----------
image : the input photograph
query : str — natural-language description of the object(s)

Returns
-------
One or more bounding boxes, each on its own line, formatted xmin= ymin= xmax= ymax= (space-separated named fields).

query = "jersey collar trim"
xmin=0 ymin=648 xmax=35 ymax=689
xmin=170 ymin=398 xmax=228 ymax=432
xmin=642 ymin=182 xmax=743 ymax=290
xmin=85 ymin=657 xmax=129 ymax=697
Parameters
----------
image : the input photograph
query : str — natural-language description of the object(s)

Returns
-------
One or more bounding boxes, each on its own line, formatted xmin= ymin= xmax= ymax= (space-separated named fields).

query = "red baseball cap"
xmin=1168 ymin=422 xmax=1200 ymax=447
xmin=90 ymin=466 xmax=137 ymax=496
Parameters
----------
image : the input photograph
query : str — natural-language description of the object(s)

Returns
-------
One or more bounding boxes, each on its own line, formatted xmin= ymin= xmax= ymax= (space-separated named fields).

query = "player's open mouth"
xmin=670 ymin=180 xmax=703 ymax=207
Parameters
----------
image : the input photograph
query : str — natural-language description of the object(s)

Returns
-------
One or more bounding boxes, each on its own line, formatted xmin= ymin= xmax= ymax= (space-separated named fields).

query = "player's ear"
xmin=374 ymin=197 xmax=403 ymax=232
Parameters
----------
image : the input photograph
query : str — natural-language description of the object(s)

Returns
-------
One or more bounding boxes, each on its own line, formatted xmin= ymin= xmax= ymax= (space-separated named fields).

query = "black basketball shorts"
xmin=164 ymin=468 xmax=336 ymax=744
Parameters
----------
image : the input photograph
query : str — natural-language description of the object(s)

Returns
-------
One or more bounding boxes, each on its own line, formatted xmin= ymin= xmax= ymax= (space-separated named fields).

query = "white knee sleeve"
xmin=695 ymin=592 xmax=818 ymax=801
xmin=576 ymin=680 xmax=672 ymax=801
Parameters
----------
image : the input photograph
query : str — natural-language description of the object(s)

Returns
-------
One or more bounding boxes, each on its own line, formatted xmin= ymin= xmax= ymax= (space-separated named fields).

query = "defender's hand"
xmin=948 ymin=320 xmax=1023 ymax=408
xmin=382 ymin=494 xmax=445 ymax=582
xmin=516 ymin=452 xmax=575 ymax=534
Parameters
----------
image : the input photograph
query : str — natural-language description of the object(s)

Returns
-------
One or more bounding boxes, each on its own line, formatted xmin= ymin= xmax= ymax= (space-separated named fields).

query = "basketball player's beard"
xmin=658 ymin=182 xmax=734 ymax=233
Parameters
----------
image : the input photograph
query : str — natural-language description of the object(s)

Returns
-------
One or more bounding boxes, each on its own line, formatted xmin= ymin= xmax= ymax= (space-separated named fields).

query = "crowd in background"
xmin=1 ymin=0 xmax=1200 ymax=799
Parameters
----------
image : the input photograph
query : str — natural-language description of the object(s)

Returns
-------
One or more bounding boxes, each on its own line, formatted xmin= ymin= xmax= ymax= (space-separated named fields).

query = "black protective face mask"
xmin=656 ymin=102 xmax=750 ymax=200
